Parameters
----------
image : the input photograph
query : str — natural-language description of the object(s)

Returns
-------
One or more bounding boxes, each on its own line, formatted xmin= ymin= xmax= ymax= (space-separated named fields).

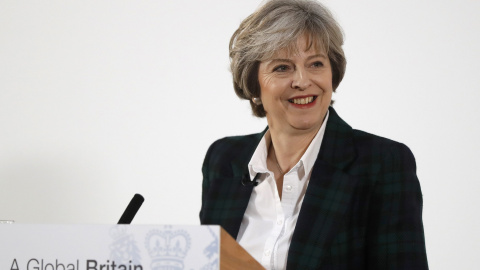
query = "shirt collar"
xmin=248 ymin=110 xmax=329 ymax=180
xmin=248 ymin=130 xmax=271 ymax=179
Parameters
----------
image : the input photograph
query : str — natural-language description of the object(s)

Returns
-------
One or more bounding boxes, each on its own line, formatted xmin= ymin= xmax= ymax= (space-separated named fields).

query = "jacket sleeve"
xmin=366 ymin=143 xmax=428 ymax=269
xmin=199 ymin=139 xmax=217 ymax=224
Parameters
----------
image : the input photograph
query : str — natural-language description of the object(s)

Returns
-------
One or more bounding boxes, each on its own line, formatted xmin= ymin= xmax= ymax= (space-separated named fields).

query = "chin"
xmin=290 ymin=118 xmax=322 ymax=130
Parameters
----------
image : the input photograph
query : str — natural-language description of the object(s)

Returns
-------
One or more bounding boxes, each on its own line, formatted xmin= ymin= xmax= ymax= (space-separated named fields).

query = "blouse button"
xmin=284 ymin=185 xmax=292 ymax=191
xmin=264 ymin=249 xmax=271 ymax=257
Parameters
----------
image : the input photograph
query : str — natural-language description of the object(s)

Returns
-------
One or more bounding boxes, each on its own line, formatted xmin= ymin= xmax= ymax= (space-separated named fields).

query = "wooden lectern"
xmin=219 ymin=227 xmax=264 ymax=269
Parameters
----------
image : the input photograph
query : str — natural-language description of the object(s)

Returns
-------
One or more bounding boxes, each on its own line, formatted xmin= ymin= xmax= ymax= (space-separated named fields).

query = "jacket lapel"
xmin=288 ymin=107 xmax=358 ymax=267
xmin=222 ymin=130 xmax=265 ymax=238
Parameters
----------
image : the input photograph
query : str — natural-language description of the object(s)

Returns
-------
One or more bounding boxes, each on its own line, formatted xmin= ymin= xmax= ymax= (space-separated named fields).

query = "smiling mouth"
xmin=288 ymin=96 xmax=317 ymax=105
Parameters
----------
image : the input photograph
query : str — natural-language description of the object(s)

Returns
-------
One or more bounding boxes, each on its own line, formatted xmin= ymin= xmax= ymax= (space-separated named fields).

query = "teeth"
xmin=292 ymin=96 xmax=314 ymax=105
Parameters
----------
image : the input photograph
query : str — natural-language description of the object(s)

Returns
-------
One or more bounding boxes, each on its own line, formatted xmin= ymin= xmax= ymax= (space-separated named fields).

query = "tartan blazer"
xmin=200 ymin=107 xmax=428 ymax=269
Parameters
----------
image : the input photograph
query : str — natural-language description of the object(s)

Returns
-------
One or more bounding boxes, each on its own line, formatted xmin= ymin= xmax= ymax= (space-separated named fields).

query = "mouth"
xmin=288 ymin=96 xmax=317 ymax=105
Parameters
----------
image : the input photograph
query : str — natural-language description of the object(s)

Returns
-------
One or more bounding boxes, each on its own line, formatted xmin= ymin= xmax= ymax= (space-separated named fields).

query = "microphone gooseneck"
xmin=117 ymin=193 xmax=144 ymax=224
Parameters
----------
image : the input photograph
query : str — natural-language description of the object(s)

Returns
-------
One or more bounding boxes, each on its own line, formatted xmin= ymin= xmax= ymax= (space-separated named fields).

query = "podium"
xmin=0 ymin=224 xmax=264 ymax=270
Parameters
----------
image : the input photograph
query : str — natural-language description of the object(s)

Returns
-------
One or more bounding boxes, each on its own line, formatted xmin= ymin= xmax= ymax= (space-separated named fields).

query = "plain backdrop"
xmin=1 ymin=0 xmax=479 ymax=268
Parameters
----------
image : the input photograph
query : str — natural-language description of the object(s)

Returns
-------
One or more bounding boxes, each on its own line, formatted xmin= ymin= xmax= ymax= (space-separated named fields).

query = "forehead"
xmin=265 ymin=33 xmax=328 ymax=60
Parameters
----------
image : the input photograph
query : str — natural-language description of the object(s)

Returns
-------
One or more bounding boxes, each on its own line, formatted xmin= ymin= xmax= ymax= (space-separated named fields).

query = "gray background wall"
xmin=1 ymin=0 xmax=479 ymax=268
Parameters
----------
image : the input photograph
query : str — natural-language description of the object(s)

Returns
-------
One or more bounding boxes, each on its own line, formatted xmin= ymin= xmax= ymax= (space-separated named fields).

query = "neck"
xmin=268 ymin=126 xmax=320 ymax=173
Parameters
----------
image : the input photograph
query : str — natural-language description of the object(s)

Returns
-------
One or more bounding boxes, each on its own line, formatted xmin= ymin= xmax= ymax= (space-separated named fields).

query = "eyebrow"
xmin=267 ymin=54 xmax=327 ymax=65
xmin=307 ymin=53 xmax=327 ymax=60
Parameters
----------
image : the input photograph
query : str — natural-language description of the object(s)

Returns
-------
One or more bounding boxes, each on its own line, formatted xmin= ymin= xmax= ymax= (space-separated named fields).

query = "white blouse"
xmin=237 ymin=111 xmax=329 ymax=270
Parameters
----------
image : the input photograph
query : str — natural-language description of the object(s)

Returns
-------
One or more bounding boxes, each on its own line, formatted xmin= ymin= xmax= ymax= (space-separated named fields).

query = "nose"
xmin=291 ymin=68 xmax=311 ymax=90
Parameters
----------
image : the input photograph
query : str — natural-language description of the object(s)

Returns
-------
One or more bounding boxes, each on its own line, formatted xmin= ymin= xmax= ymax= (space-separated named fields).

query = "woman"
xmin=200 ymin=0 xmax=428 ymax=269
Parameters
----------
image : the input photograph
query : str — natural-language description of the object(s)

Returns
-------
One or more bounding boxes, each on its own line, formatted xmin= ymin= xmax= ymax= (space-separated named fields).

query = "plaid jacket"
xmin=200 ymin=107 xmax=428 ymax=269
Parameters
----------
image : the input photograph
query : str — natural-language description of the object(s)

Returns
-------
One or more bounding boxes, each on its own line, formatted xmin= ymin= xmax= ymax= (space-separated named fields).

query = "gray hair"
xmin=229 ymin=0 xmax=346 ymax=117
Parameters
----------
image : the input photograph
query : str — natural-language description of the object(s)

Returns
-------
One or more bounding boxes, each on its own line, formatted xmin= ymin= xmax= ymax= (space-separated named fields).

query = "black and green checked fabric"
xmin=200 ymin=107 xmax=428 ymax=269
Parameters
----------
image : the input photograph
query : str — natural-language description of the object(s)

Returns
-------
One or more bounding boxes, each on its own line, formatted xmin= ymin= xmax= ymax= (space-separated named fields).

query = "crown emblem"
xmin=145 ymin=228 xmax=191 ymax=270
xmin=110 ymin=225 xmax=128 ymax=239
xmin=109 ymin=226 xmax=142 ymax=264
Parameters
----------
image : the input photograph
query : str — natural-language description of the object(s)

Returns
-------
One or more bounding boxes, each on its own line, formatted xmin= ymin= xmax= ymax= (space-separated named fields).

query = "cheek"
xmin=260 ymin=79 xmax=285 ymax=101
xmin=322 ymin=87 xmax=332 ymax=99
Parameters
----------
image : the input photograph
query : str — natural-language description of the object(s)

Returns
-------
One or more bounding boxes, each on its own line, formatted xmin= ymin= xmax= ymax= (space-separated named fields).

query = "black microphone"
xmin=117 ymin=194 xmax=144 ymax=224
xmin=241 ymin=170 xmax=260 ymax=186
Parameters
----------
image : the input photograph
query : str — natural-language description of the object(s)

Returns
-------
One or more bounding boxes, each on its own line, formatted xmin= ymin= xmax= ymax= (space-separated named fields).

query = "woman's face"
xmin=258 ymin=35 xmax=333 ymax=134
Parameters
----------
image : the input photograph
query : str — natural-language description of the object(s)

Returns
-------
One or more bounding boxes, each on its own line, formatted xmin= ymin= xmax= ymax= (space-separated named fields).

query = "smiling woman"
xmin=200 ymin=0 xmax=428 ymax=269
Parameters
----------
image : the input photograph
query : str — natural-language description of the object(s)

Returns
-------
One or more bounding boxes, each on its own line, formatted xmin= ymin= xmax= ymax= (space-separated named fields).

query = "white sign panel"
xmin=0 ymin=224 xmax=220 ymax=270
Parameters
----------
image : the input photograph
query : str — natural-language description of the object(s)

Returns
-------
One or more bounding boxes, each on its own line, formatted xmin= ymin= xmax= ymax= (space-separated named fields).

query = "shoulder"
xmin=352 ymin=129 xmax=414 ymax=158
xmin=325 ymin=107 xmax=416 ymax=175
xmin=208 ymin=132 xmax=263 ymax=154
xmin=206 ymin=132 xmax=263 ymax=162
xmin=351 ymin=129 xmax=417 ymax=175
xmin=202 ymin=131 xmax=265 ymax=177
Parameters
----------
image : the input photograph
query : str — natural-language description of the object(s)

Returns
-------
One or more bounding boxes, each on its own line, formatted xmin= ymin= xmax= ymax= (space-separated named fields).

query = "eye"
xmin=273 ymin=65 xmax=290 ymax=72
xmin=311 ymin=61 xmax=324 ymax=68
